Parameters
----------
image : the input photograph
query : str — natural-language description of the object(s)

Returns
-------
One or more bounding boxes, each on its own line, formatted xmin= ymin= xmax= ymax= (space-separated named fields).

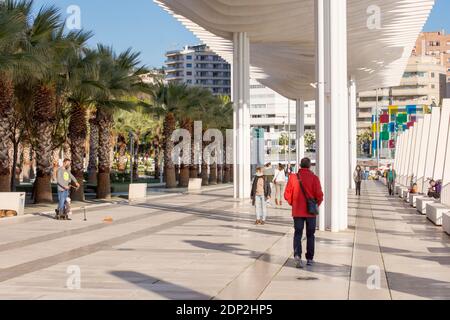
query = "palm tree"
xmin=22 ymin=5 xmax=68 ymax=203
xmin=0 ymin=0 xmax=33 ymax=191
xmin=94 ymin=45 xmax=148 ymax=199
xmin=113 ymin=107 xmax=157 ymax=180
xmin=64 ymin=40 xmax=97 ymax=201
xmin=150 ymin=82 xmax=194 ymax=189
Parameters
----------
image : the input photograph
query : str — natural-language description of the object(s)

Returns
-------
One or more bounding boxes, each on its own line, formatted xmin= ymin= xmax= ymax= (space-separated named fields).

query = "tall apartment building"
xmin=357 ymin=55 xmax=447 ymax=129
xmin=250 ymin=79 xmax=316 ymax=164
xmin=165 ymin=44 xmax=231 ymax=96
xmin=413 ymin=30 xmax=450 ymax=95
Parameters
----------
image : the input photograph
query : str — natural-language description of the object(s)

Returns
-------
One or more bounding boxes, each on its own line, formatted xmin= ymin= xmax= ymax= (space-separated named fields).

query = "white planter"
xmin=0 ymin=193 xmax=26 ymax=217
xmin=408 ymin=193 xmax=423 ymax=207
xmin=443 ymin=213 xmax=450 ymax=235
xmin=416 ymin=197 xmax=437 ymax=215
xmin=426 ymin=203 xmax=450 ymax=226
xmin=188 ymin=178 xmax=202 ymax=191
xmin=128 ymin=184 xmax=147 ymax=201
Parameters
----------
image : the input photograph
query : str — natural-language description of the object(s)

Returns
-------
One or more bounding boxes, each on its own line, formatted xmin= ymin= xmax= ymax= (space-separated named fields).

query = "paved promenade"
xmin=0 ymin=182 xmax=448 ymax=300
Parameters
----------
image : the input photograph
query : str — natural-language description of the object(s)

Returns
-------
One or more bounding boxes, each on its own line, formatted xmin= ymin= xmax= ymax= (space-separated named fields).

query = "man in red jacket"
xmin=284 ymin=158 xmax=324 ymax=268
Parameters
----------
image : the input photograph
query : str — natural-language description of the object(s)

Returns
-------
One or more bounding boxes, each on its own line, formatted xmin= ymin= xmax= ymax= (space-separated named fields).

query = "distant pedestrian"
xmin=251 ymin=167 xmax=271 ymax=225
xmin=386 ymin=165 xmax=396 ymax=196
xmin=353 ymin=165 xmax=363 ymax=196
xmin=264 ymin=162 xmax=275 ymax=206
xmin=273 ymin=164 xmax=286 ymax=206
xmin=284 ymin=158 xmax=324 ymax=268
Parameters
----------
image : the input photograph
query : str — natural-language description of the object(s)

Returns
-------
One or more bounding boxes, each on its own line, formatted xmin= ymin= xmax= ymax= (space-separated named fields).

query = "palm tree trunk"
xmin=217 ymin=164 xmax=223 ymax=184
xmin=163 ymin=112 xmax=177 ymax=188
xmin=69 ymin=103 xmax=87 ymax=201
xmin=0 ymin=76 xmax=14 ymax=192
xmin=87 ymin=117 xmax=98 ymax=185
xmin=209 ymin=164 xmax=218 ymax=185
xmin=133 ymin=138 xmax=140 ymax=181
xmin=201 ymin=138 xmax=209 ymax=186
xmin=97 ymin=108 xmax=113 ymax=199
xmin=22 ymin=143 xmax=31 ymax=183
xmin=33 ymin=85 xmax=56 ymax=204
xmin=179 ymin=118 xmax=192 ymax=187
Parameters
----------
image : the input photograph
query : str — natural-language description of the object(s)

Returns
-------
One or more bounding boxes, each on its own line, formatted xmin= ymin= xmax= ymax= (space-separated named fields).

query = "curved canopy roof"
xmin=155 ymin=0 xmax=435 ymax=100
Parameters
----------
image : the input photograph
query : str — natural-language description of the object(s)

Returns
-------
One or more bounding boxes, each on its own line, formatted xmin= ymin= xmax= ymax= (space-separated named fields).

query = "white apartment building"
xmin=165 ymin=44 xmax=231 ymax=96
xmin=250 ymin=79 xmax=316 ymax=164
xmin=358 ymin=55 xmax=447 ymax=130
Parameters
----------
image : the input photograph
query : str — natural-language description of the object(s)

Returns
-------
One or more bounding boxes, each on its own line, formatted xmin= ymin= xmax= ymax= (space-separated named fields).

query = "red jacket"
xmin=284 ymin=169 xmax=324 ymax=218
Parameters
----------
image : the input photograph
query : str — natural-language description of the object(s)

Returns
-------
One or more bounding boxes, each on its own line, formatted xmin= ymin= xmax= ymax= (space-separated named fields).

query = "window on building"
xmin=186 ymin=63 xmax=192 ymax=68
xmin=186 ymin=79 xmax=192 ymax=84
xmin=187 ymin=71 xmax=192 ymax=76
xmin=431 ymin=84 xmax=435 ymax=89
xmin=186 ymin=55 xmax=192 ymax=60
xmin=431 ymin=72 xmax=435 ymax=78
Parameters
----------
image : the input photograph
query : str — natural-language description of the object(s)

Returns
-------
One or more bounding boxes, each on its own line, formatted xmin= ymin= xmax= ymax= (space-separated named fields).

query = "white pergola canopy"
xmin=155 ymin=0 xmax=434 ymax=100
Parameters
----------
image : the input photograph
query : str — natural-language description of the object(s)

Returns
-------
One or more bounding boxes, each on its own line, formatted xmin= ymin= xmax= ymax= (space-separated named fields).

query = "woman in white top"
xmin=273 ymin=164 xmax=287 ymax=206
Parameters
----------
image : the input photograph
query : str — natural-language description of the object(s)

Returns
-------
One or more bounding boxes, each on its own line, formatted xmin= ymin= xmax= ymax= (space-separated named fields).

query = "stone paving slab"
xmin=0 ymin=182 xmax=448 ymax=300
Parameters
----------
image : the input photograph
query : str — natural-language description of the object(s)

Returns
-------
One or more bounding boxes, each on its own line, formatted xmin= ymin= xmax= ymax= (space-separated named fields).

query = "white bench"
xmin=426 ymin=203 xmax=450 ymax=226
xmin=416 ymin=197 xmax=437 ymax=215
xmin=188 ymin=178 xmax=202 ymax=191
xmin=443 ymin=213 xmax=450 ymax=235
xmin=408 ymin=193 xmax=425 ymax=207
xmin=128 ymin=184 xmax=148 ymax=201
xmin=0 ymin=193 xmax=26 ymax=216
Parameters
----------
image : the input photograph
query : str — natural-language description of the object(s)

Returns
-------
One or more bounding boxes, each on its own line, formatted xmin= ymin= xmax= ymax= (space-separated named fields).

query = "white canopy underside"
xmin=155 ymin=0 xmax=435 ymax=100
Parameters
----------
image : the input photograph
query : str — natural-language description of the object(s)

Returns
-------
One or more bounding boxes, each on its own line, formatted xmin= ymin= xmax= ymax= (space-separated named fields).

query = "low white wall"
xmin=0 ymin=193 xmax=26 ymax=216
xmin=128 ymin=184 xmax=147 ymax=201
xmin=188 ymin=178 xmax=202 ymax=191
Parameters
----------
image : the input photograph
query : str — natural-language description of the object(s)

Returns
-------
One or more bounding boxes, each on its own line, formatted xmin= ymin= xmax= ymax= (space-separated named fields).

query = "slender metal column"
xmin=232 ymin=32 xmax=251 ymax=199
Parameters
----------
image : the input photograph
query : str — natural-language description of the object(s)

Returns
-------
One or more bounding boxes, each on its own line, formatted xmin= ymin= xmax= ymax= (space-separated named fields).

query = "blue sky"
xmin=32 ymin=0 xmax=450 ymax=68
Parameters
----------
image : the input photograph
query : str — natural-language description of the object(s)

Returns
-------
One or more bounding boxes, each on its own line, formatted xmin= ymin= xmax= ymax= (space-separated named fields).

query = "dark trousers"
xmin=355 ymin=181 xmax=361 ymax=196
xmin=387 ymin=181 xmax=395 ymax=195
xmin=293 ymin=217 xmax=316 ymax=260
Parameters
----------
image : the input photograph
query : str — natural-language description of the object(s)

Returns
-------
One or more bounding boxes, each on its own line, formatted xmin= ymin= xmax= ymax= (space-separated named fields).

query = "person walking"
xmin=263 ymin=162 xmax=275 ymax=206
xmin=56 ymin=159 xmax=79 ymax=219
xmin=284 ymin=158 xmax=323 ymax=268
xmin=353 ymin=165 xmax=363 ymax=196
xmin=386 ymin=165 xmax=396 ymax=196
xmin=273 ymin=163 xmax=286 ymax=206
xmin=251 ymin=167 xmax=271 ymax=225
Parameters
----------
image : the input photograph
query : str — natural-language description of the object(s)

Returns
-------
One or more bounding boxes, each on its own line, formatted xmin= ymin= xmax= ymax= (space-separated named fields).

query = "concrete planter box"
xmin=0 ymin=193 xmax=26 ymax=217
xmin=128 ymin=184 xmax=148 ymax=201
xmin=188 ymin=178 xmax=202 ymax=191
xmin=416 ymin=197 xmax=438 ymax=215
xmin=408 ymin=193 xmax=424 ymax=207
xmin=401 ymin=189 xmax=409 ymax=200
xmin=443 ymin=213 xmax=450 ymax=235
xmin=426 ymin=203 xmax=450 ymax=226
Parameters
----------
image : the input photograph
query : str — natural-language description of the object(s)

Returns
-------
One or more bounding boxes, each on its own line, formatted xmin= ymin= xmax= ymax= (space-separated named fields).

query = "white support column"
xmin=315 ymin=0 xmax=327 ymax=231
xmin=348 ymin=76 xmax=357 ymax=190
xmin=296 ymin=98 xmax=305 ymax=168
xmin=232 ymin=32 xmax=251 ymax=199
xmin=316 ymin=0 xmax=349 ymax=232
